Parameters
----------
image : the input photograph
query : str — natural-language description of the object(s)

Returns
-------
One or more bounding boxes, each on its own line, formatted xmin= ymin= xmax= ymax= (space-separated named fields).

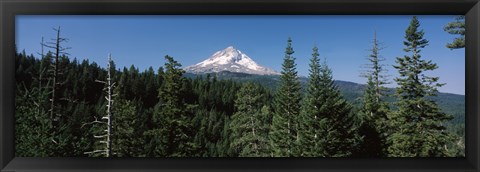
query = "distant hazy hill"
xmin=184 ymin=71 xmax=465 ymax=125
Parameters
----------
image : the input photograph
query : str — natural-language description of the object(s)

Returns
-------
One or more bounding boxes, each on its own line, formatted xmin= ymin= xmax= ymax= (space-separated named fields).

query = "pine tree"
xmin=143 ymin=67 xmax=158 ymax=108
xmin=230 ymin=82 xmax=270 ymax=157
xmin=15 ymin=83 xmax=55 ymax=157
xmin=15 ymin=50 xmax=70 ymax=157
xmin=358 ymin=32 xmax=390 ymax=157
xmin=146 ymin=55 xmax=196 ymax=157
xmin=316 ymin=59 xmax=359 ymax=157
xmin=270 ymin=37 xmax=302 ymax=157
xmin=292 ymin=46 xmax=359 ymax=157
xmin=389 ymin=16 xmax=454 ymax=157
xmin=298 ymin=46 xmax=326 ymax=157
xmin=444 ymin=16 xmax=465 ymax=49
xmin=111 ymin=98 xmax=143 ymax=157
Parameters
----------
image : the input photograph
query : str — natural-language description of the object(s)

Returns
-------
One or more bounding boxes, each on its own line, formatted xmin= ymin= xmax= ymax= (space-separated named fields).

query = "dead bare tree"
xmin=84 ymin=54 xmax=116 ymax=157
xmin=35 ymin=36 xmax=48 ymax=90
xmin=43 ymin=26 xmax=71 ymax=123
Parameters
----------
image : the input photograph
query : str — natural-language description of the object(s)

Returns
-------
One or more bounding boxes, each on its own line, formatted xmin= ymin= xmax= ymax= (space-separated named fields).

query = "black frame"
xmin=1 ymin=0 xmax=479 ymax=171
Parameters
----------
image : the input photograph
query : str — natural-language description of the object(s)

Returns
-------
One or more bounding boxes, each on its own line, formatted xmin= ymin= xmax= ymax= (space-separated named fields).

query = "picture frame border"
xmin=1 ymin=0 xmax=479 ymax=171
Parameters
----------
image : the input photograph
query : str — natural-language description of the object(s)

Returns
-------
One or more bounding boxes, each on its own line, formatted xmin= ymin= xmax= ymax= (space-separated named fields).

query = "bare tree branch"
xmin=84 ymin=150 xmax=107 ymax=155
xmin=84 ymin=54 xmax=116 ymax=157
xmin=81 ymin=116 xmax=107 ymax=128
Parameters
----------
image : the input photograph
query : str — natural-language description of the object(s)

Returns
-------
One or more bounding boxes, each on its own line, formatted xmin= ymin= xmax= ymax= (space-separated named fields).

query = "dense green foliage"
xmin=299 ymin=46 xmax=361 ymax=157
xmin=230 ymin=82 xmax=271 ymax=157
xmin=389 ymin=16 xmax=455 ymax=157
xmin=144 ymin=55 xmax=197 ymax=157
xmin=316 ymin=60 xmax=361 ymax=157
xmin=111 ymin=99 xmax=143 ymax=157
xmin=357 ymin=33 xmax=390 ymax=157
xmin=15 ymin=83 xmax=57 ymax=157
xmin=16 ymin=18 xmax=464 ymax=157
xmin=444 ymin=15 xmax=465 ymax=49
xmin=298 ymin=46 xmax=325 ymax=157
xmin=191 ymin=72 xmax=464 ymax=128
xmin=269 ymin=38 xmax=303 ymax=157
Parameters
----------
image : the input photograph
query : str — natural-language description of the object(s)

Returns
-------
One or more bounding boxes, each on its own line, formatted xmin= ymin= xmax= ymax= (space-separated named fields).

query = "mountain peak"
xmin=185 ymin=47 xmax=279 ymax=75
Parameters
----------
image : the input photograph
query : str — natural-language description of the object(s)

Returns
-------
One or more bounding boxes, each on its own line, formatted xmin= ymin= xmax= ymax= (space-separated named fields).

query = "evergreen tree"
xmin=146 ymin=55 xmax=197 ymax=157
xmin=230 ymin=82 xmax=270 ymax=157
xmin=317 ymin=59 xmax=359 ymax=157
xmin=358 ymin=32 xmax=390 ymax=157
xmin=189 ymin=76 xmax=247 ymax=157
xmin=143 ymin=67 xmax=158 ymax=108
xmin=444 ymin=16 xmax=465 ymax=49
xmin=111 ymin=99 xmax=143 ymax=157
xmin=270 ymin=37 xmax=302 ymax=157
xmin=15 ymin=50 xmax=72 ymax=157
xmin=297 ymin=46 xmax=359 ymax=157
xmin=15 ymin=84 xmax=56 ymax=157
xmin=260 ymin=105 xmax=273 ymax=136
xmin=389 ymin=16 xmax=454 ymax=157
xmin=298 ymin=46 xmax=326 ymax=157
xmin=14 ymin=24 xmax=463 ymax=158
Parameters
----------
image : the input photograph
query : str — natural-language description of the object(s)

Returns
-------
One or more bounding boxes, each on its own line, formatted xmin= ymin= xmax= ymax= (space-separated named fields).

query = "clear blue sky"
xmin=16 ymin=15 xmax=465 ymax=95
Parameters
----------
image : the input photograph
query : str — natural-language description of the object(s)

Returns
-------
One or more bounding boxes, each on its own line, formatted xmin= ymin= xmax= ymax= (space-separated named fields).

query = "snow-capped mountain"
xmin=185 ymin=46 xmax=279 ymax=75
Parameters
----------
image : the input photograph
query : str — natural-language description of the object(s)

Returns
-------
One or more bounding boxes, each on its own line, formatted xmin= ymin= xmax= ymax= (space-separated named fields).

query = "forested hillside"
xmin=15 ymin=16 xmax=465 ymax=157
xmin=15 ymin=48 xmax=464 ymax=157
xmin=187 ymin=71 xmax=464 ymax=126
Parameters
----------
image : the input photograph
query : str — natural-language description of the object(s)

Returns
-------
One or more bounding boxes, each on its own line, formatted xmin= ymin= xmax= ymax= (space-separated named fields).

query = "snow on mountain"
xmin=184 ymin=46 xmax=279 ymax=75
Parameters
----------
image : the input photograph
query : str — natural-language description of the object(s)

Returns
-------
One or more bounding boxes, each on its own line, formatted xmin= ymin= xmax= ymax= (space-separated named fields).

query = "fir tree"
xmin=358 ymin=32 xmax=390 ymax=157
xmin=270 ymin=37 xmax=302 ymax=157
xmin=146 ymin=55 xmax=197 ymax=157
xmin=15 ymin=50 xmax=71 ymax=157
xmin=111 ymin=99 xmax=143 ymax=157
xmin=317 ymin=59 xmax=359 ymax=157
xmin=230 ymin=82 xmax=270 ymax=157
xmin=389 ymin=16 xmax=454 ymax=157
xmin=298 ymin=46 xmax=326 ymax=157
xmin=444 ymin=16 xmax=465 ymax=49
xmin=15 ymin=84 xmax=56 ymax=157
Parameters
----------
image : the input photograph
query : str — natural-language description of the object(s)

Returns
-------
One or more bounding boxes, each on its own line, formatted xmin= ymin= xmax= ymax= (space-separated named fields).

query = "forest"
xmin=15 ymin=16 xmax=465 ymax=157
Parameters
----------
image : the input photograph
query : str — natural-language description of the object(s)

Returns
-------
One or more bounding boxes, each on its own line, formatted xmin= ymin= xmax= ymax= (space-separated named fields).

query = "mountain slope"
xmin=184 ymin=46 xmax=279 ymax=75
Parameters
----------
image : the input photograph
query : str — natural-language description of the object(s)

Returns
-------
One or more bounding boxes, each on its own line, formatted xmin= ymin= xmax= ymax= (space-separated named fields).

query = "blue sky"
xmin=16 ymin=15 xmax=465 ymax=95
